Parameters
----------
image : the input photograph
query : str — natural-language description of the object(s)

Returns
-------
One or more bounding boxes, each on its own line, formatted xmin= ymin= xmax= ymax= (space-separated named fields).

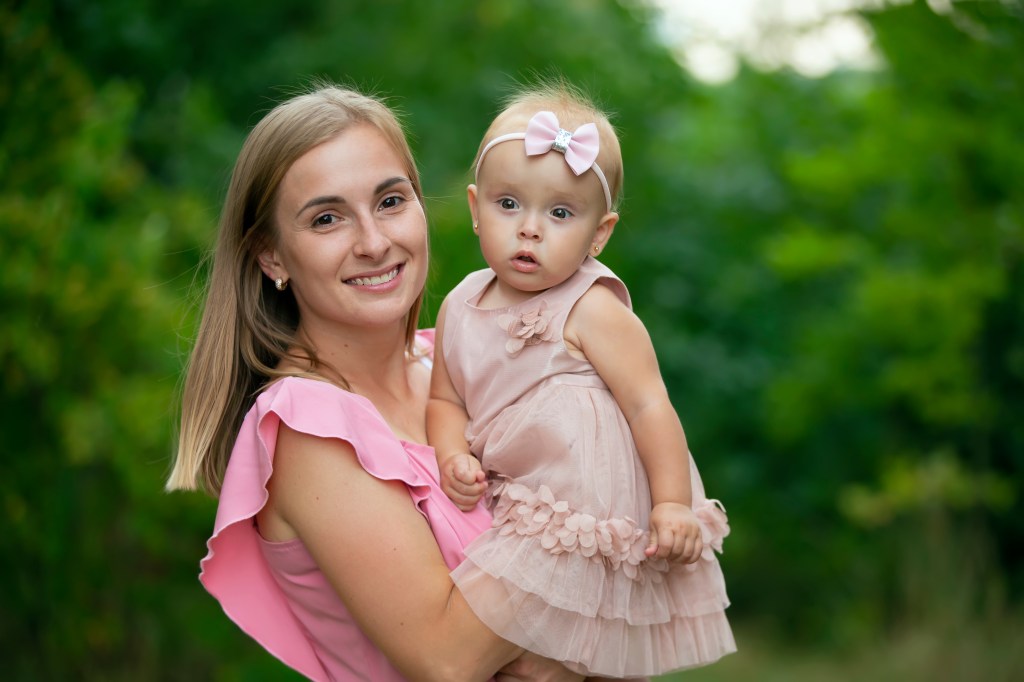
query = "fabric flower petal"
xmin=506 ymin=337 xmax=526 ymax=355
xmin=485 ymin=480 xmax=696 ymax=583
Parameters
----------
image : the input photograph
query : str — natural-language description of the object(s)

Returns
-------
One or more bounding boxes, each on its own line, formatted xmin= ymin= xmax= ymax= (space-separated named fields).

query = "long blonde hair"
xmin=167 ymin=84 xmax=425 ymax=495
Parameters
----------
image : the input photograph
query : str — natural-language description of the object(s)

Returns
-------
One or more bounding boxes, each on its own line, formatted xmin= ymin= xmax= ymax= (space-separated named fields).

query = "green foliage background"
xmin=2 ymin=0 xmax=1022 ymax=679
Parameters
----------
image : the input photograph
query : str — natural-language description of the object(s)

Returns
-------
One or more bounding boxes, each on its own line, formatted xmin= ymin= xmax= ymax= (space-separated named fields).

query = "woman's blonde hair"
xmin=167 ymin=83 xmax=425 ymax=495
xmin=473 ymin=78 xmax=624 ymax=210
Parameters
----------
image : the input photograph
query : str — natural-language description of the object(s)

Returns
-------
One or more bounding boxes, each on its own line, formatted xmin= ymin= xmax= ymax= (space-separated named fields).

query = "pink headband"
xmin=475 ymin=111 xmax=613 ymax=212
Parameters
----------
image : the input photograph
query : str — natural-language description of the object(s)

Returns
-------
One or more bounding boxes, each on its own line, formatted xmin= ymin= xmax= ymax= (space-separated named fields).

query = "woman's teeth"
xmin=348 ymin=267 xmax=399 ymax=286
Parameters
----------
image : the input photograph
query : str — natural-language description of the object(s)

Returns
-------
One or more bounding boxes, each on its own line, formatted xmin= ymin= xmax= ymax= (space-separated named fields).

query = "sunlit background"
xmin=650 ymin=0 xmax=883 ymax=81
xmin=3 ymin=0 xmax=1022 ymax=679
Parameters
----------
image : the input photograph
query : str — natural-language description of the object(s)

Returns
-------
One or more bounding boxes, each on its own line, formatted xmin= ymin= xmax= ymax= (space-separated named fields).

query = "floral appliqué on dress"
xmin=489 ymin=478 xmax=731 ymax=583
xmin=497 ymin=301 xmax=556 ymax=356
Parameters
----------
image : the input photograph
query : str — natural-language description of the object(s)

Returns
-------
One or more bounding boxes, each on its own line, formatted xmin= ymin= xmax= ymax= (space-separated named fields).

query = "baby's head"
xmin=468 ymin=81 xmax=623 ymax=300
xmin=474 ymin=81 xmax=623 ymax=212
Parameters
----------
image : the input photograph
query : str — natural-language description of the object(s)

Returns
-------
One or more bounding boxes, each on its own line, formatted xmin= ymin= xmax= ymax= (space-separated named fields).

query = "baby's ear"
xmin=467 ymin=184 xmax=480 ymax=234
xmin=593 ymin=211 xmax=619 ymax=252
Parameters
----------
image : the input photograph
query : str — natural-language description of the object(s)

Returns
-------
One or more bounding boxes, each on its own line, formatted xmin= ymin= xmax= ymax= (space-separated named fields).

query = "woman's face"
xmin=261 ymin=124 xmax=428 ymax=338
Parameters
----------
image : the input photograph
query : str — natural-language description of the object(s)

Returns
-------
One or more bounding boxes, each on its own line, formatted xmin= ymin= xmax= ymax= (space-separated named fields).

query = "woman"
xmin=167 ymin=83 xmax=581 ymax=681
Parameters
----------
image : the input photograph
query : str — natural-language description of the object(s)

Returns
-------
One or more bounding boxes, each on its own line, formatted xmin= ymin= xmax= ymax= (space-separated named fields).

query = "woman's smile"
xmin=345 ymin=262 xmax=404 ymax=288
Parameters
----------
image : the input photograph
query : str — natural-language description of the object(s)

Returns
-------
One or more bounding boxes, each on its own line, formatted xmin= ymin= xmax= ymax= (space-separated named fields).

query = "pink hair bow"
xmin=474 ymin=110 xmax=613 ymax=211
xmin=523 ymin=111 xmax=600 ymax=176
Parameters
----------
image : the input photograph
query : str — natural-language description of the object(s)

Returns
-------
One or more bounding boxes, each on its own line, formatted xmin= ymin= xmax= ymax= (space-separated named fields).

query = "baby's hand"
xmin=646 ymin=502 xmax=703 ymax=564
xmin=439 ymin=452 xmax=486 ymax=511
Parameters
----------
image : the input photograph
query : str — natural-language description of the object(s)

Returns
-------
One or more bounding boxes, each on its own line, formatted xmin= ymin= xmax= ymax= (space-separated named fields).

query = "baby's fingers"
xmin=452 ymin=457 xmax=484 ymax=485
xmin=451 ymin=494 xmax=484 ymax=512
xmin=673 ymin=529 xmax=704 ymax=564
xmin=647 ymin=524 xmax=705 ymax=562
xmin=446 ymin=483 xmax=485 ymax=511
xmin=451 ymin=475 xmax=486 ymax=500
xmin=645 ymin=527 xmax=675 ymax=559
xmin=645 ymin=529 xmax=658 ymax=557
xmin=686 ymin=535 xmax=704 ymax=564
xmin=449 ymin=475 xmax=484 ymax=497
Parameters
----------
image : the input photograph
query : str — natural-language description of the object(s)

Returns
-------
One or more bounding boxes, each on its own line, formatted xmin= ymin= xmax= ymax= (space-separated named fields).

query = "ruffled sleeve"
xmin=198 ymin=331 xmax=490 ymax=681
xmin=414 ymin=327 xmax=435 ymax=358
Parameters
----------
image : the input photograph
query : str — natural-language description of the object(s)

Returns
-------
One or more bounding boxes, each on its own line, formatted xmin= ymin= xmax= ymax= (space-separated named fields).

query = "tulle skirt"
xmin=454 ymin=380 xmax=736 ymax=677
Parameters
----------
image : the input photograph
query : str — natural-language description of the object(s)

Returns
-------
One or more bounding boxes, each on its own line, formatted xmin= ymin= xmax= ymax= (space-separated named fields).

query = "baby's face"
xmin=469 ymin=141 xmax=615 ymax=306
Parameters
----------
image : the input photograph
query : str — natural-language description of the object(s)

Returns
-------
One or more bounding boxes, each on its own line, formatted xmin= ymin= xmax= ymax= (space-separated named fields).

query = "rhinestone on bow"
xmin=552 ymin=128 xmax=572 ymax=153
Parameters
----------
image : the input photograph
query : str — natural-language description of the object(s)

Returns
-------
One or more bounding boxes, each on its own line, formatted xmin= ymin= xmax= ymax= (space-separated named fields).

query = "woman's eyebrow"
xmin=294 ymin=177 xmax=411 ymax=218
xmin=296 ymin=195 xmax=344 ymax=218
xmin=375 ymin=176 xmax=411 ymax=194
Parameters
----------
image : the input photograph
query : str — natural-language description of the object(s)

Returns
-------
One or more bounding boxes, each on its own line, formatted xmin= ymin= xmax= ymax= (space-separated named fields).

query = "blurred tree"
xmin=3 ymin=0 xmax=1022 ymax=678
xmin=1 ymin=6 xmax=294 ymax=679
xmin=643 ymin=0 xmax=1024 ymax=640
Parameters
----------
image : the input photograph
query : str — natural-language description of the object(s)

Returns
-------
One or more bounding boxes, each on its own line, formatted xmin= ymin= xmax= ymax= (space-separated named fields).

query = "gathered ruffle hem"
xmin=453 ymin=480 xmax=737 ymax=677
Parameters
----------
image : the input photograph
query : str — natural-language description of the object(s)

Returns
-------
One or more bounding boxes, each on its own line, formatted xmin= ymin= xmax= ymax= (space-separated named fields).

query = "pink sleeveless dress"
xmin=444 ymin=258 xmax=736 ymax=678
xmin=199 ymin=331 xmax=493 ymax=681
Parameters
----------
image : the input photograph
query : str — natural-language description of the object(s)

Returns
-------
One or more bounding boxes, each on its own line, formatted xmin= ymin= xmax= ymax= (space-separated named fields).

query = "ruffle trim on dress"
xmin=451 ymin=558 xmax=737 ymax=677
xmin=490 ymin=479 xmax=730 ymax=583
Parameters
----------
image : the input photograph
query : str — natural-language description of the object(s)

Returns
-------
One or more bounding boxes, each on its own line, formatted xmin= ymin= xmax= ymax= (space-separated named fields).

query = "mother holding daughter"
xmin=168 ymin=79 xmax=732 ymax=681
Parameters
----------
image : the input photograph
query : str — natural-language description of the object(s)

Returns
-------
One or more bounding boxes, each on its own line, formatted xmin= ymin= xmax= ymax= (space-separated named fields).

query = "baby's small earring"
xmin=472 ymin=221 xmax=479 ymax=234
xmin=592 ymin=245 xmax=601 ymax=256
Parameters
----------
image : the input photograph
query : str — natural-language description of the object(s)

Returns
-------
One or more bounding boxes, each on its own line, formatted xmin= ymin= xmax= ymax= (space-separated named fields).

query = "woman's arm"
xmin=266 ymin=422 xmax=520 ymax=681
xmin=496 ymin=652 xmax=585 ymax=681
xmin=565 ymin=283 xmax=702 ymax=563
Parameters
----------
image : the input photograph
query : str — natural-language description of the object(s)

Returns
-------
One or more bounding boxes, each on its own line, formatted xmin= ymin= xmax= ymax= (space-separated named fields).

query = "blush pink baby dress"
xmin=444 ymin=258 xmax=736 ymax=678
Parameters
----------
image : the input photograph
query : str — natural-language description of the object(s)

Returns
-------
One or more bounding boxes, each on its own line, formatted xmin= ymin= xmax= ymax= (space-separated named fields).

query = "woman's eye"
xmin=313 ymin=214 xmax=338 ymax=227
xmin=499 ymin=198 xmax=518 ymax=210
xmin=381 ymin=195 xmax=404 ymax=210
xmin=551 ymin=207 xmax=572 ymax=220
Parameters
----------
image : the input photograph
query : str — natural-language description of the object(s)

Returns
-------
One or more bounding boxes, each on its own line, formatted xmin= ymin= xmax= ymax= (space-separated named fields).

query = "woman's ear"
xmin=591 ymin=212 xmax=619 ymax=255
xmin=467 ymin=184 xmax=480 ymax=235
xmin=257 ymin=249 xmax=287 ymax=283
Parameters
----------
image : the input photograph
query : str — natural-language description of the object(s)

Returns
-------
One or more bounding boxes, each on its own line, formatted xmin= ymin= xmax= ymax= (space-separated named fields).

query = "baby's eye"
xmin=499 ymin=198 xmax=519 ymax=210
xmin=551 ymin=207 xmax=573 ymax=220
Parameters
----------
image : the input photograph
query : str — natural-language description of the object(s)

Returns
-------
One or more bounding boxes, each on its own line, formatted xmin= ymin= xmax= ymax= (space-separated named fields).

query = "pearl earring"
xmin=275 ymin=277 xmax=288 ymax=291
xmin=592 ymin=245 xmax=601 ymax=255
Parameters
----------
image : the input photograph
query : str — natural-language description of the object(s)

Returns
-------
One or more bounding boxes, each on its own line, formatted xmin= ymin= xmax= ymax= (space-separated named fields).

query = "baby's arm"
xmin=565 ymin=283 xmax=703 ymax=564
xmin=427 ymin=297 xmax=487 ymax=511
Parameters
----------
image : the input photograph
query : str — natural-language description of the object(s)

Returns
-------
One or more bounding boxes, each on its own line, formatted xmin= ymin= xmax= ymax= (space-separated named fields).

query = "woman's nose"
xmin=353 ymin=217 xmax=392 ymax=259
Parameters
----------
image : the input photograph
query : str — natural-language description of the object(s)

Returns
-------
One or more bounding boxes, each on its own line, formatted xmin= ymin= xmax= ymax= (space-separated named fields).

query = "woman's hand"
xmin=496 ymin=651 xmax=586 ymax=681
